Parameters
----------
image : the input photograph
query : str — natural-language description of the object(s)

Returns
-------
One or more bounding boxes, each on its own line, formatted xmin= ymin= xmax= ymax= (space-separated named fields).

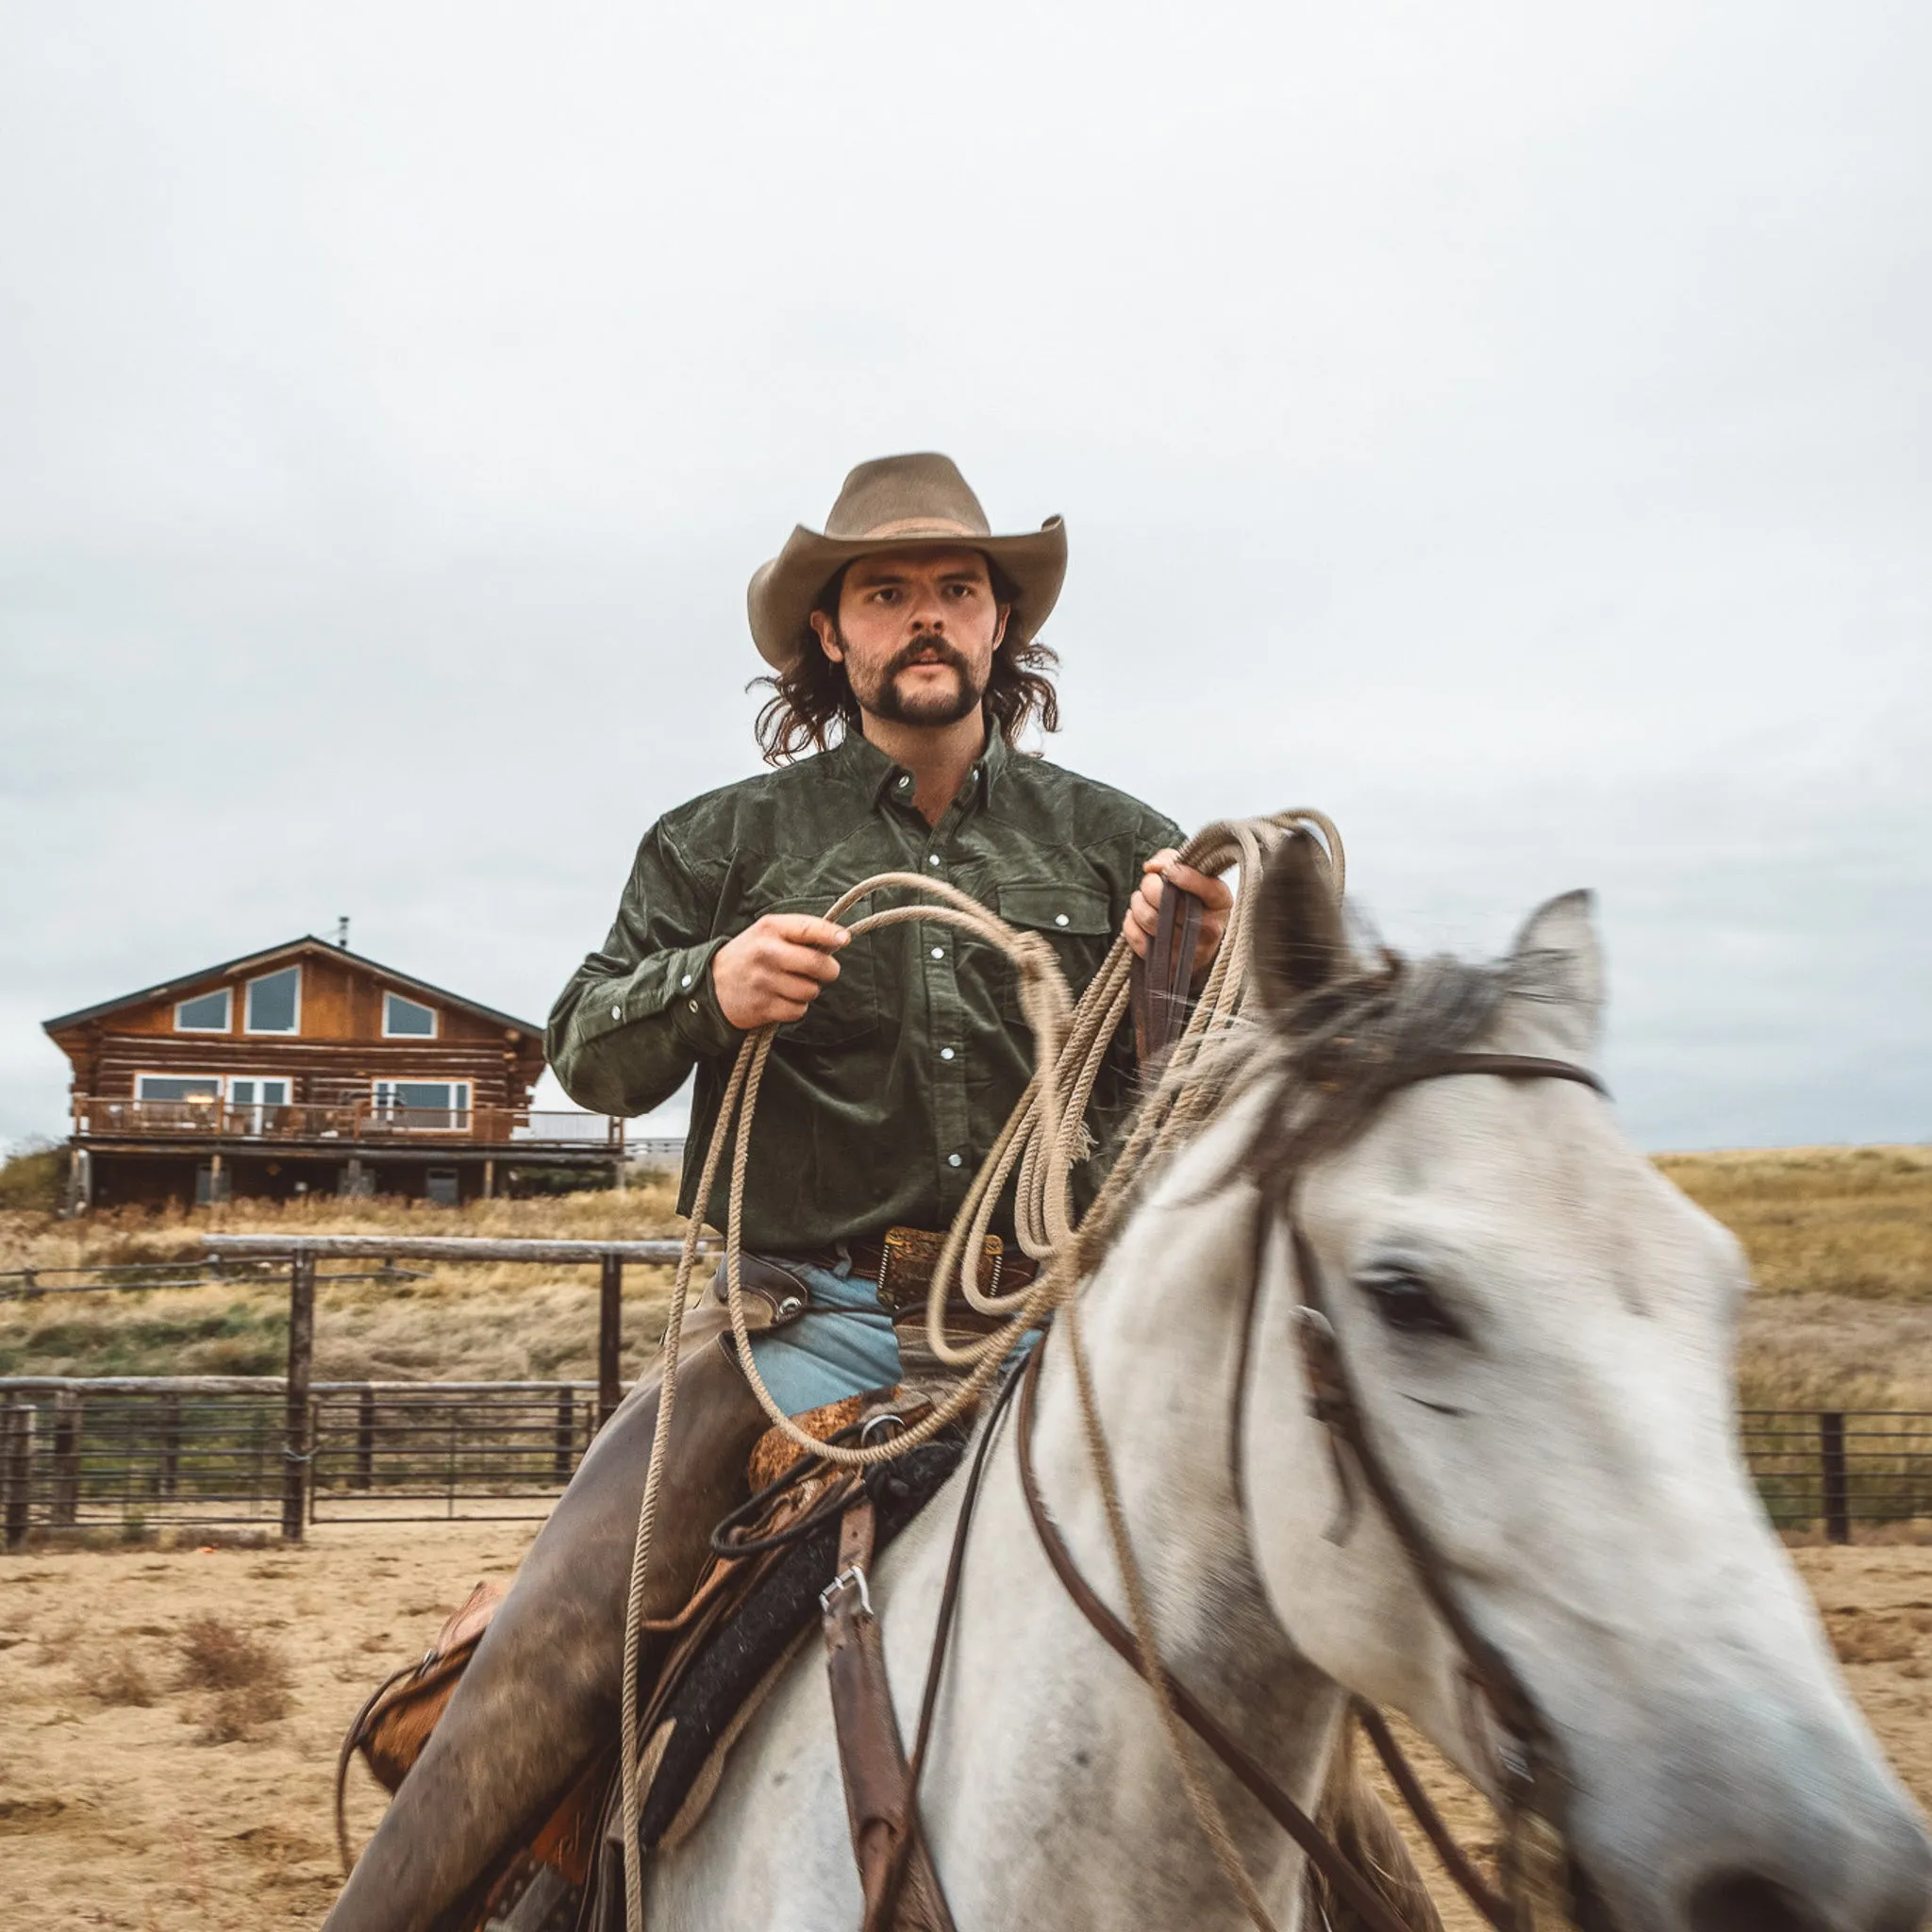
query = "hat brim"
xmin=746 ymin=518 xmax=1067 ymax=672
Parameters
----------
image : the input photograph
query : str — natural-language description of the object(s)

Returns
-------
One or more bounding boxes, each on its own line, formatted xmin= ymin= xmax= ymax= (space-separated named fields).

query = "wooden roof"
xmin=42 ymin=937 xmax=543 ymax=1040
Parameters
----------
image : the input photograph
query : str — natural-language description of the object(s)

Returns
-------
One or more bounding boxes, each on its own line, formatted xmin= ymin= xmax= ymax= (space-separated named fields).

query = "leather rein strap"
xmin=1130 ymin=861 xmax=1204 ymax=1064
xmin=822 ymin=1496 xmax=958 ymax=1932
xmin=1019 ymin=1049 xmax=1608 ymax=1932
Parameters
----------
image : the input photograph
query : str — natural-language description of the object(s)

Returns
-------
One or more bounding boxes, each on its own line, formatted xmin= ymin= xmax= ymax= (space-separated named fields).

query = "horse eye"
xmin=1357 ymin=1270 xmax=1464 ymax=1339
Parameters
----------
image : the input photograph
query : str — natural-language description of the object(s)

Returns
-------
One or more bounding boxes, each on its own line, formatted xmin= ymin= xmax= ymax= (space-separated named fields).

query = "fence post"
xmin=553 ymin=1388 xmax=575 ymax=1484
xmin=51 ymin=1393 xmax=80 ymax=1528
xmin=598 ymin=1255 xmax=624 ymax=1430
xmin=281 ymin=1251 xmax=316 ymax=1541
xmin=3 ymin=1405 xmax=36 ymax=1549
xmin=1821 ymin=1410 xmax=1851 ymax=1544
xmin=356 ymin=1386 xmax=375 ymax=1491
xmin=158 ymin=1394 xmax=181 ymax=1498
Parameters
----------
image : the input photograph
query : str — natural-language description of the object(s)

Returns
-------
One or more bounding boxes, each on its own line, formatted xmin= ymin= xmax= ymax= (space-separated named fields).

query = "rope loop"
xmin=617 ymin=812 xmax=1347 ymax=1932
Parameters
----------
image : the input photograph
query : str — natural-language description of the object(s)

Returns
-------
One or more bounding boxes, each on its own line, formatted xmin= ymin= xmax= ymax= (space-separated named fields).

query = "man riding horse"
xmin=324 ymin=453 xmax=1232 ymax=1931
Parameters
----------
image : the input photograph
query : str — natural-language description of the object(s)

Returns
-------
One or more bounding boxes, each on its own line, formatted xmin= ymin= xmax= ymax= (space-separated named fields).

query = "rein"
xmin=1279 ymin=1055 xmax=1607 ymax=1926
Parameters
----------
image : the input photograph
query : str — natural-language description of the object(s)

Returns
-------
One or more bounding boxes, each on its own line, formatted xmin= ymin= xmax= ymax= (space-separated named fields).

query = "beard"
xmin=845 ymin=631 xmax=989 ymax=728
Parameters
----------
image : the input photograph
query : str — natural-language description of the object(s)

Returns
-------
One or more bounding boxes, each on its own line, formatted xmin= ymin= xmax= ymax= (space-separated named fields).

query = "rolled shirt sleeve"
xmin=546 ymin=823 xmax=740 ymax=1118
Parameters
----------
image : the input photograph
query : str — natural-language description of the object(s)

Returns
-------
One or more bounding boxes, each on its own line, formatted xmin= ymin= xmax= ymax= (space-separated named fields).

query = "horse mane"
xmin=1237 ymin=935 xmax=1574 ymax=1192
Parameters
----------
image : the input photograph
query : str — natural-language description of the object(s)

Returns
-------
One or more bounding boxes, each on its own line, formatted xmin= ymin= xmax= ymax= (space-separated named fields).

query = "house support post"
xmin=597 ymin=1255 xmax=624 ymax=1432
xmin=482 ymin=1158 xmax=494 ymax=1201
xmin=63 ymin=1145 xmax=91 ymax=1218
xmin=281 ymin=1252 xmax=316 ymax=1542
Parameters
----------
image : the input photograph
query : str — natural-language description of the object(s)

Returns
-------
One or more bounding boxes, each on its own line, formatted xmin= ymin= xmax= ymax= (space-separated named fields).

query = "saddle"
xmin=338 ymin=1391 xmax=973 ymax=1932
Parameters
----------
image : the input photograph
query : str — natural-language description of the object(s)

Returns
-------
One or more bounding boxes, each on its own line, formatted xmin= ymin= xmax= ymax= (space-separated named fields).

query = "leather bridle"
xmin=1016 ymin=1048 xmax=1610 ymax=1932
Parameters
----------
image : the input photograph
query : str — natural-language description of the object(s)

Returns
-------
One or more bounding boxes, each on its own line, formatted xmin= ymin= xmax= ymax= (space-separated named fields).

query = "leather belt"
xmin=791 ymin=1228 xmax=1039 ymax=1305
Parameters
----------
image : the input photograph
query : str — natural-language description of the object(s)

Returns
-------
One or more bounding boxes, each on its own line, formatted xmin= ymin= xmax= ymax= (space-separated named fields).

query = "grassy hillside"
xmin=0 ymin=1184 xmax=686 ymax=1384
xmin=1 ymin=1146 xmax=1926 ymax=1402
xmin=1657 ymin=1147 xmax=1932 ymax=1412
xmin=1658 ymin=1145 xmax=1932 ymax=1303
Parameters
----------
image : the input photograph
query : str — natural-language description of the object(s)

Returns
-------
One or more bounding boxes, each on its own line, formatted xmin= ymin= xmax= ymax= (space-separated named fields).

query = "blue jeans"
xmin=742 ymin=1254 xmax=903 ymax=1417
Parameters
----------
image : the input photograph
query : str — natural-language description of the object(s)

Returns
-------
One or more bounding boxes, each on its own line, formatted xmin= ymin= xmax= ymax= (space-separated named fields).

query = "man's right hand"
xmin=710 ymin=914 xmax=851 ymax=1030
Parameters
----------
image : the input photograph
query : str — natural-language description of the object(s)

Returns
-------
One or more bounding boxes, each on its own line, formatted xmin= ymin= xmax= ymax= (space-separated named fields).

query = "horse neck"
xmin=958 ymin=1104 xmax=1345 ymax=1901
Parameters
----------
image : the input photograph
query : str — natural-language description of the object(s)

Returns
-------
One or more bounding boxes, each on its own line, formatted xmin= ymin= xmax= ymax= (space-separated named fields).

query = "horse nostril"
xmin=1687 ymin=1873 xmax=1826 ymax=1932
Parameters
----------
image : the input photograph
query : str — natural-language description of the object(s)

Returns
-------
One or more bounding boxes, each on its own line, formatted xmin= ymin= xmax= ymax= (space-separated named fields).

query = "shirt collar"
xmin=827 ymin=718 xmax=1010 ymax=811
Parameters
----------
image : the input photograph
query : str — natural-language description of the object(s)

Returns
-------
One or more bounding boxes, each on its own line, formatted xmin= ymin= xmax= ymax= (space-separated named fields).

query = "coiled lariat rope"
xmin=618 ymin=811 xmax=1345 ymax=1932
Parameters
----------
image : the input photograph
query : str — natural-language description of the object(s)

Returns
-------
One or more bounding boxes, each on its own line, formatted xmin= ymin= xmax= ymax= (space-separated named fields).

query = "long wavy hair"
xmin=750 ymin=560 xmax=1061 ymax=765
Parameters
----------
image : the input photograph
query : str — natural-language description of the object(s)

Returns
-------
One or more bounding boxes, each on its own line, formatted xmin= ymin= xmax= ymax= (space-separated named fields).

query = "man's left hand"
xmin=1124 ymin=850 xmax=1233 ymax=983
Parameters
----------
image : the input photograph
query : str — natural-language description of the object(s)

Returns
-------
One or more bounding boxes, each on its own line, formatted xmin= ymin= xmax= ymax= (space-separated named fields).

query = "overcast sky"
xmin=2 ymin=2 xmax=1927 ymax=1155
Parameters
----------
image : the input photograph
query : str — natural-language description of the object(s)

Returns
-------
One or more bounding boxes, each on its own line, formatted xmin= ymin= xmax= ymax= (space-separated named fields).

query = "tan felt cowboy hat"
xmin=747 ymin=452 xmax=1067 ymax=671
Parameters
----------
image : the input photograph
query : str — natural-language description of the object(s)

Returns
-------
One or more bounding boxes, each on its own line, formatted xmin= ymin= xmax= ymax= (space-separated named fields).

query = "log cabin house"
xmin=43 ymin=937 xmax=625 ymax=1209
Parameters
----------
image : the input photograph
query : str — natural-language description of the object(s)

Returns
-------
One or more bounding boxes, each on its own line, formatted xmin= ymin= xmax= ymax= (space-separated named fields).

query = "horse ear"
xmin=1252 ymin=829 xmax=1347 ymax=1013
xmin=1504 ymin=890 xmax=1605 ymax=1060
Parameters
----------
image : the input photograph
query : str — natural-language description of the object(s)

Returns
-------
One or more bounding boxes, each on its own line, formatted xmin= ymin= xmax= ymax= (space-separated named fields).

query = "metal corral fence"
xmin=0 ymin=1378 xmax=598 ymax=1537
xmin=6 ymin=1239 xmax=1931 ymax=1546
xmin=4 ymin=1385 xmax=1932 ymax=1545
xmin=0 ymin=1233 xmax=710 ymax=1541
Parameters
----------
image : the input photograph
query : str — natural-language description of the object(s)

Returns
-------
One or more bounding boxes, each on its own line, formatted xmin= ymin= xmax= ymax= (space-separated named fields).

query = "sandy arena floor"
xmin=4 ymin=1529 xmax=1932 ymax=1930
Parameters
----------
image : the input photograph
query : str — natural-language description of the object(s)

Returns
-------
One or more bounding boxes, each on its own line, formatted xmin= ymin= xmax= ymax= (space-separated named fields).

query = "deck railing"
xmin=71 ymin=1096 xmax=631 ymax=1147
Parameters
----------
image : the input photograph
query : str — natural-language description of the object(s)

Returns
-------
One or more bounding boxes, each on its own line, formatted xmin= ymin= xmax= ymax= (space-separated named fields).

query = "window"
xmin=175 ymin=988 xmax=232 ymax=1032
xmin=225 ymin=1077 xmax=290 ymax=1108
xmin=137 ymin=1074 xmax=221 ymax=1103
xmin=383 ymin=991 xmax=438 ymax=1039
xmin=373 ymin=1080 xmax=472 ymax=1130
xmin=245 ymin=966 xmax=301 ymax=1035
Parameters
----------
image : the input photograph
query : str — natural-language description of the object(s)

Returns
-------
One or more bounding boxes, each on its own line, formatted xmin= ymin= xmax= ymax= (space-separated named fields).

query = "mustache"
xmin=884 ymin=636 xmax=972 ymax=680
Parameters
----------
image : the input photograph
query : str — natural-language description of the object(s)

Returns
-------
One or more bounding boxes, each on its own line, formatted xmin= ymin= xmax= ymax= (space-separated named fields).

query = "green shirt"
xmin=547 ymin=728 xmax=1183 ymax=1250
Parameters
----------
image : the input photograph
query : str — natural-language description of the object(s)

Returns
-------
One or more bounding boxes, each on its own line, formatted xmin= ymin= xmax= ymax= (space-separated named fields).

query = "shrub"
xmin=196 ymin=1680 xmax=292 ymax=1741
xmin=94 ymin=1646 xmax=156 ymax=1707
xmin=0 ymin=1142 xmax=65 ymax=1213
xmin=176 ymin=1613 xmax=294 ymax=1742
xmin=176 ymin=1612 xmax=291 ymax=1693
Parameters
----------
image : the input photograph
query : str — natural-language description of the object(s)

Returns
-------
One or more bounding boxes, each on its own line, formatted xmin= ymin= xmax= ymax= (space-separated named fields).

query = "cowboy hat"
xmin=746 ymin=452 xmax=1067 ymax=671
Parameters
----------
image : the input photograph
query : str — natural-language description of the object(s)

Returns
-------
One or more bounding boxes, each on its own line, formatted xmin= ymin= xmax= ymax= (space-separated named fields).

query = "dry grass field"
xmin=4 ymin=1142 xmax=1927 ymax=1404
xmin=1657 ymin=1145 xmax=1932 ymax=1411
xmin=0 ymin=1182 xmax=686 ymax=1384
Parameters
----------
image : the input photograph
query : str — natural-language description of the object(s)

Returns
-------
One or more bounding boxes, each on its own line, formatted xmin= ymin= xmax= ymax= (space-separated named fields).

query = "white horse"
xmin=641 ymin=847 xmax=1932 ymax=1932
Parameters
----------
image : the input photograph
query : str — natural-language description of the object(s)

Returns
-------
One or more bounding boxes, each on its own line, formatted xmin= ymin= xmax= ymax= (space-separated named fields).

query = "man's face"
xmin=809 ymin=546 xmax=1009 ymax=729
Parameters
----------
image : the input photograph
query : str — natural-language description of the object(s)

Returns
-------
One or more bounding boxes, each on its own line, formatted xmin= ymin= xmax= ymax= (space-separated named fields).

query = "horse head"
xmin=1237 ymin=832 xmax=1932 ymax=1932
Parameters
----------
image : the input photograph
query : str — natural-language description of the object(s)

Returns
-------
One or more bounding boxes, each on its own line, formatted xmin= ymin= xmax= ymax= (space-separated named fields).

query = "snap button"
xmin=1054 ymin=913 xmax=1070 ymax=927
xmin=940 ymin=1047 xmax=955 ymax=1061
xmin=931 ymin=947 xmax=944 ymax=960
xmin=896 ymin=774 xmax=910 ymax=790
xmin=687 ymin=999 xmax=699 ymax=1013
xmin=948 ymin=1153 xmax=963 ymax=1168
xmin=610 ymin=1005 xmax=622 ymax=1021
xmin=680 ymin=974 xmax=692 ymax=989
xmin=926 ymin=855 xmax=941 ymax=868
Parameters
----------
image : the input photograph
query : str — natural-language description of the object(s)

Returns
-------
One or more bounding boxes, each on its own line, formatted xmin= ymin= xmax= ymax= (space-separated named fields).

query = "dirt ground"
xmin=5 ymin=1532 xmax=1932 ymax=1931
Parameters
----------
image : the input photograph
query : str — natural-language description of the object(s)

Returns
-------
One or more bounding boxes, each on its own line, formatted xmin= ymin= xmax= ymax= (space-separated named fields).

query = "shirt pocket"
xmin=994 ymin=881 xmax=1116 ymax=1023
xmin=761 ymin=895 xmax=882 ymax=1046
